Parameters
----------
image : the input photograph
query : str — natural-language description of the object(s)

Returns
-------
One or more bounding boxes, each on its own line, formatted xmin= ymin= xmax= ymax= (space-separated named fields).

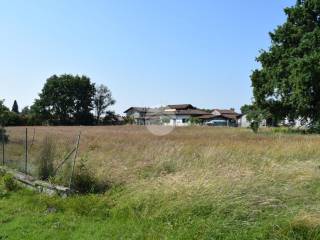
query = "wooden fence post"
xmin=25 ymin=128 xmax=28 ymax=174
xmin=69 ymin=131 xmax=81 ymax=189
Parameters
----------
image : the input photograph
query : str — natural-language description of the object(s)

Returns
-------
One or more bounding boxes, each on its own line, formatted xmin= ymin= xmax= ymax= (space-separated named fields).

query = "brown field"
xmin=5 ymin=125 xmax=320 ymax=189
xmin=3 ymin=125 xmax=320 ymax=238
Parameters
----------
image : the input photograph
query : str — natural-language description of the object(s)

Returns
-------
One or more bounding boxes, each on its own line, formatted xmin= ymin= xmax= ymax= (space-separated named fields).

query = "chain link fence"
xmin=1 ymin=126 xmax=81 ymax=188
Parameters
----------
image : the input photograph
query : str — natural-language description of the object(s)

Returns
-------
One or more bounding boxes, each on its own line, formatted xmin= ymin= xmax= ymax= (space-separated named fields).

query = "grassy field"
xmin=1 ymin=126 xmax=320 ymax=239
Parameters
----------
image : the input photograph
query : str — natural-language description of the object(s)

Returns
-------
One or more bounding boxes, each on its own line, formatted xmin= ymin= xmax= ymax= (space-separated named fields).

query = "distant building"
xmin=238 ymin=114 xmax=251 ymax=128
xmin=123 ymin=107 xmax=149 ymax=125
xmin=162 ymin=104 xmax=209 ymax=126
xmin=124 ymin=104 xmax=209 ymax=126
xmin=200 ymin=109 xmax=242 ymax=127
xmin=124 ymin=104 xmax=242 ymax=127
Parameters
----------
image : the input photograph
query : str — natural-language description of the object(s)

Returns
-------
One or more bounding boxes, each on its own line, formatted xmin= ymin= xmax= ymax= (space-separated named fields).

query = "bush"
xmin=73 ymin=169 xmax=97 ymax=194
xmin=37 ymin=137 xmax=55 ymax=180
xmin=3 ymin=173 xmax=18 ymax=191
xmin=6 ymin=112 xmax=24 ymax=126
xmin=189 ymin=117 xmax=201 ymax=125
xmin=250 ymin=121 xmax=259 ymax=133
xmin=72 ymin=157 xmax=110 ymax=194
xmin=123 ymin=116 xmax=135 ymax=125
xmin=307 ymin=121 xmax=320 ymax=134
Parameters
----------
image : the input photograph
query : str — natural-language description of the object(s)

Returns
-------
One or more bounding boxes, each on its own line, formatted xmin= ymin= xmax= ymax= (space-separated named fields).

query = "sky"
xmin=0 ymin=0 xmax=295 ymax=114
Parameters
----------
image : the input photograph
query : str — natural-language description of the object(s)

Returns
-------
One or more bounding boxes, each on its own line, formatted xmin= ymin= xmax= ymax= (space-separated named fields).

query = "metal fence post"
xmin=25 ymin=128 xmax=28 ymax=174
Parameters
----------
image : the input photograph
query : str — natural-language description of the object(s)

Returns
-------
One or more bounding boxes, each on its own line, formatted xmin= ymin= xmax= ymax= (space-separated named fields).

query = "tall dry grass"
xmin=5 ymin=126 xmax=320 ymax=187
xmin=3 ymin=126 xmax=320 ymax=238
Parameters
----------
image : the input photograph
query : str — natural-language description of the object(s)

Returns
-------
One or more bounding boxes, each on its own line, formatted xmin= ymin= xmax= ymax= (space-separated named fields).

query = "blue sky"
xmin=0 ymin=0 xmax=295 ymax=114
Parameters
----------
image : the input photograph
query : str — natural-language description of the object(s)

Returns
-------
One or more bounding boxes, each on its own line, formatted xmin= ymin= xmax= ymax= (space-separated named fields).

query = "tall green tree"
xmin=11 ymin=100 xmax=19 ymax=114
xmin=94 ymin=84 xmax=115 ymax=124
xmin=0 ymin=100 xmax=10 ymax=125
xmin=251 ymin=0 xmax=320 ymax=126
xmin=0 ymin=100 xmax=23 ymax=126
xmin=21 ymin=106 xmax=30 ymax=115
xmin=0 ymin=100 xmax=9 ymax=142
xmin=34 ymin=74 xmax=96 ymax=125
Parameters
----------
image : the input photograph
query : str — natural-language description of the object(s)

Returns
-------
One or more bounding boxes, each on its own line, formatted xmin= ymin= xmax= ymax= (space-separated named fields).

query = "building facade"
xmin=124 ymin=105 xmax=242 ymax=127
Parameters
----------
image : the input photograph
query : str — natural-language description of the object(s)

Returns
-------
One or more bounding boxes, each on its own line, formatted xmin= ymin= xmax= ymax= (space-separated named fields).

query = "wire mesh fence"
xmin=1 ymin=126 xmax=81 ymax=187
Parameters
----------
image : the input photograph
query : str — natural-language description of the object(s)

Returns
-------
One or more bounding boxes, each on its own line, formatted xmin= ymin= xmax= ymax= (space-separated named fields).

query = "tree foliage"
xmin=1 ymin=75 xmax=116 ymax=126
xmin=0 ymin=100 xmax=20 ymax=126
xmin=252 ymin=0 xmax=320 ymax=126
xmin=241 ymin=104 xmax=269 ymax=133
xmin=0 ymin=100 xmax=10 ymax=125
xmin=0 ymin=100 xmax=9 ymax=142
xmin=11 ymin=100 xmax=19 ymax=114
xmin=33 ymin=74 xmax=96 ymax=125
xmin=21 ymin=106 xmax=30 ymax=115
xmin=94 ymin=84 xmax=115 ymax=124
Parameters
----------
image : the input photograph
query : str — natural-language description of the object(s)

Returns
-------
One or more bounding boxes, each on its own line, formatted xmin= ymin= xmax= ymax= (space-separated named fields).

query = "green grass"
xmin=0 ymin=178 xmax=320 ymax=239
xmin=2 ymin=126 xmax=320 ymax=239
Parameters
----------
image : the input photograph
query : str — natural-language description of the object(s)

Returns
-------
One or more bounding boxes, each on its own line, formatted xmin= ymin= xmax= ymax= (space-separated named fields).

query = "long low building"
xmin=124 ymin=104 xmax=243 ymax=127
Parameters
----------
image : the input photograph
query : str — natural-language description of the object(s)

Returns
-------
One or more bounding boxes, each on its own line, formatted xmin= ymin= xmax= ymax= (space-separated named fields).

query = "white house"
xmin=239 ymin=114 xmax=251 ymax=128
xmin=148 ymin=104 xmax=210 ymax=126
xmin=124 ymin=104 xmax=243 ymax=127
xmin=124 ymin=104 xmax=209 ymax=126
xmin=123 ymin=107 xmax=149 ymax=125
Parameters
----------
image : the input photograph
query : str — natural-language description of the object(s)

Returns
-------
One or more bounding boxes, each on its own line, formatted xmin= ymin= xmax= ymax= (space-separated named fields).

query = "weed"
xmin=72 ymin=156 xmax=110 ymax=194
xmin=3 ymin=173 xmax=18 ymax=191
xmin=159 ymin=160 xmax=177 ymax=175
xmin=37 ymin=136 xmax=55 ymax=180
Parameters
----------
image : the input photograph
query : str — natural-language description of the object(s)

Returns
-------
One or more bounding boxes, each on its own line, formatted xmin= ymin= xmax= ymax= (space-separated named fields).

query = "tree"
xmin=251 ymin=0 xmax=320 ymax=127
xmin=11 ymin=100 xmax=19 ymax=114
xmin=0 ymin=100 xmax=24 ymax=126
xmin=21 ymin=106 xmax=30 ymax=115
xmin=35 ymin=74 xmax=96 ymax=125
xmin=0 ymin=100 xmax=10 ymax=141
xmin=241 ymin=104 xmax=269 ymax=133
xmin=94 ymin=84 xmax=115 ymax=124
xmin=103 ymin=111 xmax=120 ymax=125
xmin=0 ymin=100 xmax=10 ymax=126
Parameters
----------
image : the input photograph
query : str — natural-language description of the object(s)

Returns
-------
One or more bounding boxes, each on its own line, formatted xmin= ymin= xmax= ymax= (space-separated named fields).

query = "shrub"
xmin=72 ymin=157 xmax=110 ymax=194
xmin=3 ymin=173 xmax=18 ymax=191
xmin=37 ymin=136 xmax=55 ymax=180
xmin=73 ymin=168 xmax=96 ymax=194
xmin=250 ymin=121 xmax=259 ymax=133
xmin=189 ymin=117 xmax=201 ymax=125
xmin=123 ymin=116 xmax=135 ymax=125
xmin=307 ymin=121 xmax=320 ymax=134
xmin=6 ymin=112 xmax=24 ymax=126
xmin=0 ymin=168 xmax=6 ymax=177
